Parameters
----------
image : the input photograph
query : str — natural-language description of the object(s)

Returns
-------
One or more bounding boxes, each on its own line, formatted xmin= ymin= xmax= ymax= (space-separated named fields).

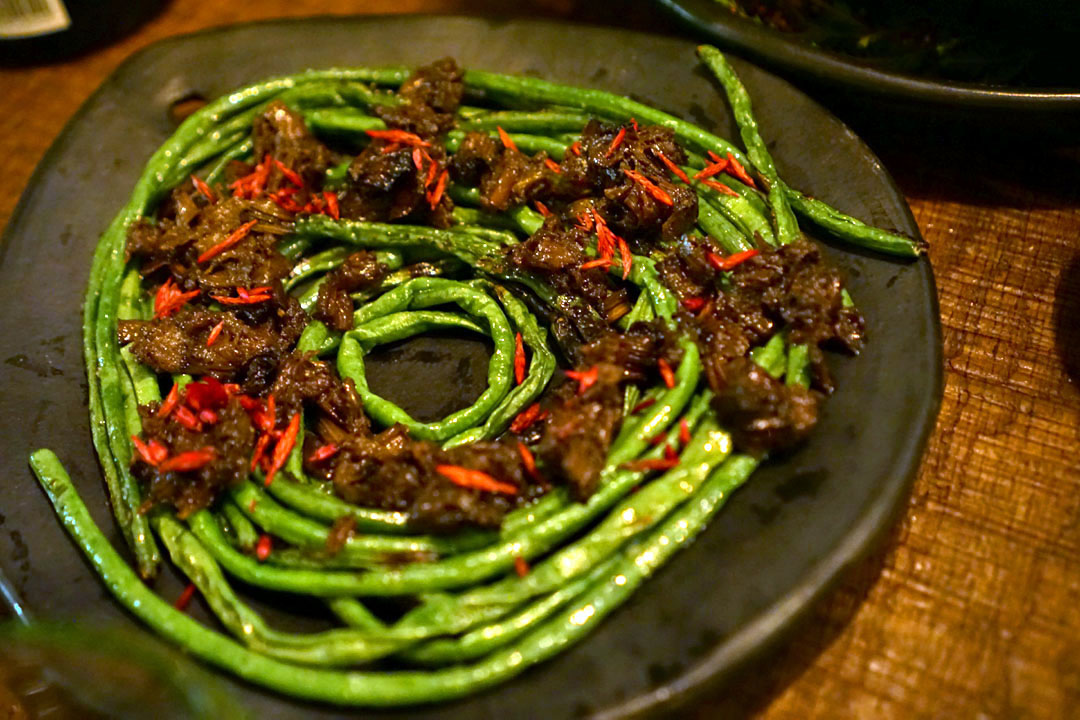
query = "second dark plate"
xmin=657 ymin=0 xmax=1080 ymax=138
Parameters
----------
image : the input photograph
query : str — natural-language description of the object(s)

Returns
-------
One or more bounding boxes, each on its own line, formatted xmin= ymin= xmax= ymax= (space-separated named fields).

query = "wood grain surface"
xmin=2 ymin=2 xmax=1078 ymax=718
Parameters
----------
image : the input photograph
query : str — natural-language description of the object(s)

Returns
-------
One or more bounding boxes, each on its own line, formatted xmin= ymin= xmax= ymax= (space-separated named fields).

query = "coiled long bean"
xmin=28 ymin=48 xmax=918 ymax=706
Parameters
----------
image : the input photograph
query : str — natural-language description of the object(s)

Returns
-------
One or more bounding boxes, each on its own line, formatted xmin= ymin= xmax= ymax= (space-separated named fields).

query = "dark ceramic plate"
xmin=657 ymin=0 xmax=1080 ymax=133
xmin=0 ymin=15 xmax=941 ymax=720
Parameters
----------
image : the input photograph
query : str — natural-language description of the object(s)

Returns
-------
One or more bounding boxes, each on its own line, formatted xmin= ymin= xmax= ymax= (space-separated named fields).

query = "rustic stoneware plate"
xmin=0 ymin=15 xmax=941 ymax=719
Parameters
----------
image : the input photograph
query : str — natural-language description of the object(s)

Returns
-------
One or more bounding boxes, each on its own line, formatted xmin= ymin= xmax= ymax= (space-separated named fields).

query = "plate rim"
xmin=0 ymin=14 xmax=944 ymax=719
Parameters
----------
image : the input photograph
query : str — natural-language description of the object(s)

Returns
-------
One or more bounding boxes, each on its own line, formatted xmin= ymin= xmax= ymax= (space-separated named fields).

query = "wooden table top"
xmin=2 ymin=2 xmax=1078 ymax=718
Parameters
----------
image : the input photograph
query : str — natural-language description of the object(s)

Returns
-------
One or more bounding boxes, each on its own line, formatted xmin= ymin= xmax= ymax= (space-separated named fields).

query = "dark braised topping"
xmin=374 ymin=57 xmax=464 ymax=139
xmin=118 ymin=294 xmax=306 ymax=393
xmin=336 ymin=59 xmax=464 ymax=226
xmin=133 ymin=392 xmax=255 ymax=519
xmin=329 ymin=426 xmax=543 ymax=532
xmin=536 ymin=364 xmax=625 ymax=500
xmin=729 ymin=237 xmax=864 ymax=352
xmin=658 ymin=236 xmax=864 ymax=453
xmin=558 ymin=119 xmax=697 ymax=242
xmin=126 ymin=193 xmax=293 ymax=293
xmin=252 ymin=101 xmax=333 ymax=191
xmin=506 ymin=217 xmax=630 ymax=359
xmin=269 ymin=351 xmax=370 ymax=437
xmin=710 ymin=358 xmax=819 ymax=455
xmin=313 ymin=251 xmax=389 ymax=331
xmin=339 ymin=142 xmax=453 ymax=227
xmin=580 ymin=321 xmax=683 ymax=385
xmin=448 ymin=131 xmax=560 ymax=213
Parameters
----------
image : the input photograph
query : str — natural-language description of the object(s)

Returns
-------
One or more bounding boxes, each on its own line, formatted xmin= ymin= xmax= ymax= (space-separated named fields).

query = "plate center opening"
xmin=362 ymin=329 xmax=493 ymax=424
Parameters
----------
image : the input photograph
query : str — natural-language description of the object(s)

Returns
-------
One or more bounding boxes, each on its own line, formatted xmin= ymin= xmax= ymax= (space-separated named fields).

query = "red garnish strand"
xmin=186 ymin=377 xmax=228 ymax=405
xmin=725 ymin=152 xmax=757 ymax=188
xmin=707 ymin=248 xmax=759 ymax=272
xmin=426 ymin=169 xmax=448 ymax=210
xmin=436 ymin=465 xmax=518 ymax=495
xmin=543 ymin=158 xmax=562 ymax=174
xmin=211 ymin=286 xmax=273 ymax=305
xmin=324 ymin=191 xmax=340 ymax=220
xmin=197 ymin=409 xmax=219 ymax=425
xmin=197 ymin=220 xmax=258 ymax=264
xmin=190 ymin=175 xmax=216 ymax=203
xmin=380 ymin=143 xmax=403 ymax=154
xmin=255 ymin=534 xmax=272 ymax=561
xmin=564 ymin=365 xmax=599 ymax=395
xmin=693 ymin=157 xmax=729 ymax=180
xmin=229 ymin=155 xmax=271 ymax=199
xmin=147 ymin=439 xmax=168 ymax=465
xmin=303 ymin=195 xmax=325 ymax=214
xmin=699 ymin=178 xmax=740 ymax=197
xmin=605 ymin=127 xmax=626 ymax=157
xmin=517 ymin=441 xmax=540 ymax=480
xmin=534 ymin=200 xmax=552 ymax=217
xmin=679 ymin=418 xmax=692 ymax=446
xmin=269 ymin=187 xmax=304 ymax=213
xmin=222 ymin=383 xmax=241 ymax=395
xmin=658 ymin=358 xmax=676 ymax=389
xmin=159 ymin=448 xmax=215 ymax=473
xmin=707 ymin=150 xmax=723 ymax=163
xmin=574 ymin=210 xmax=594 ymax=232
xmin=157 ymin=383 xmax=180 ymax=419
xmin=206 ymin=319 xmax=225 ymax=347
xmin=656 ymin=151 xmax=691 ymax=184
xmin=264 ymin=412 xmax=301 ymax=487
xmin=308 ymin=443 xmax=340 ymax=463
xmin=365 ymin=129 xmax=430 ymax=148
xmin=631 ymin=397 xmax=656 ymax=414
xmin=569 ymin=141 xmax=582 ymax=156
xmin=412 ymin=147 xmax=425 ymax=172
xmin=271 ymin=158 xmax=304 ymax=188
xmin=579 ymin=258 xmax=611 ymax=271
xmin=247 ymin=394 xmax=276 ymax=434
xmin=496 ymin=126 xmax=518 ymax=152
xmin=514 ymin=556 xmax=530 ymax=577
xmin=424 ymin=151 xmax=438 ymax=188
xmin=630 ymin=117 xmax=639 ymax=132
xmin=681 ymin=296 xmax=706 ymax=311
xmin=509 ymin=403 xmax=545 ymax=434
xmin=617 ymin=237 xmax=632 ymax=280
xmin=593 ymin=210 xmax=620 ymax=260
xmin=514 ymin=332 xmax=527 ymax=385
xmin=131 ymin=435 xmax=166 ymax=467
xmin=663 ymin=443 xmax=679 ymax=462
xmin=622 ymin=457 xmax=680 ymax=472
xmin=648 ymin=431 xmax=667 ymax=447
xmin=250 ymin=433 xmax=271 ymax=471
xmin=153 ymin=279 xmax=201 ymax=319
xmin=172 ymin=405 xmax=203 ymax=432
xmin=623 ymin=168 xmax=673 ymax=206
xmin=174 ymin=583 xmax=197 ymax=612
xmin=264 ymin=394 xmax=277 ymax=430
